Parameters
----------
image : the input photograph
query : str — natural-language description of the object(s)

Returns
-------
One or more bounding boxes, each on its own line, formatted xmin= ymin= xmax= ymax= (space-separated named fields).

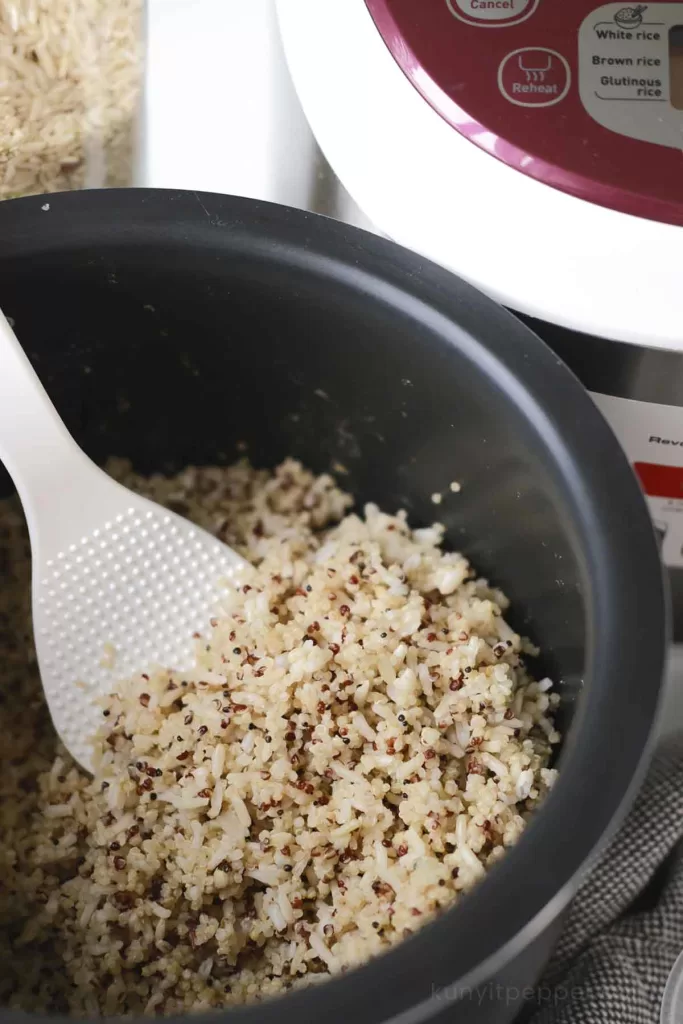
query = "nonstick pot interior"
xmin=0 ymin=190 xmax=667 ymax=1024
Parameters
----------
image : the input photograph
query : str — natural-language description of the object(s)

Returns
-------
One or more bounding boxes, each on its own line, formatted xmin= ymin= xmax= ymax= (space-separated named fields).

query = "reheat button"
xmin=446 ymin=0 xmax=540 ymax=26
xmin=498 ymin=47 xmax=572 ymax=106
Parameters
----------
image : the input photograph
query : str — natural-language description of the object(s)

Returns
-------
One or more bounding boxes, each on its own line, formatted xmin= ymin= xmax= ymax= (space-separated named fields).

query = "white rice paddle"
xmin=0 ymin=311 xmax=247 ymax=771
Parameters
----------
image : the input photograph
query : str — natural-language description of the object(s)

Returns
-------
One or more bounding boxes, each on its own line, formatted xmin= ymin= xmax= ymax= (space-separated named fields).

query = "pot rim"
xmin=0 ymin=188 xmax=668 ymax=1024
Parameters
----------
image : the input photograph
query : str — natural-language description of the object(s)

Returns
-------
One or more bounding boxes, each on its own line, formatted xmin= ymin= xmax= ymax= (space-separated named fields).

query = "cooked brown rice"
xmin=0 ymin=457 xmax=560 ymax=1016
xmin=0 ymin=0 xmax=143 ymax=200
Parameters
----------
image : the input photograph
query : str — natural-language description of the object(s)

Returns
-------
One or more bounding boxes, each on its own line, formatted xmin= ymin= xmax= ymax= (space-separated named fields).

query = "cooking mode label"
xmin=579 ymin=3 xmax=683 ymax=147
xmin=592 ymin=392 xmax=683 ymax=568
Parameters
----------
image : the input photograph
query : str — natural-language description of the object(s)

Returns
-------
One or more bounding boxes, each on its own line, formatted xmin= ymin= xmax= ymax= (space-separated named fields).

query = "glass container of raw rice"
xmin=0 ymin=0 xmax=144 ymax=199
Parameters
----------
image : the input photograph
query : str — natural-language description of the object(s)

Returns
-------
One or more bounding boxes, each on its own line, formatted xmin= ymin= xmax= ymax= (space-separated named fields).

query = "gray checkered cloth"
xmin=528 ymin=733 xmax=683 ymax=1024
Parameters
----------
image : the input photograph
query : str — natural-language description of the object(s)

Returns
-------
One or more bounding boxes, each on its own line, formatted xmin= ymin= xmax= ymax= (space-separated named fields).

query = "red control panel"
xmin=366 ymin=0 xmax=683 ymax=225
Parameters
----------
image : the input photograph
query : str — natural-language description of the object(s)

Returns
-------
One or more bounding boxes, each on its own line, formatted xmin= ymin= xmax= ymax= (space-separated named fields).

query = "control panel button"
xmin=446 ymin=0 xmax=540 ymax=25
xmin=498 ymin=47 xmax=572 ymax=106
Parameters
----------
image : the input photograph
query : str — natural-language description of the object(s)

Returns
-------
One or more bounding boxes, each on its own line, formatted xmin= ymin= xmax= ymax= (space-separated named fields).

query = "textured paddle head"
xmin=31 ymin=485 xmax=247 ymax=771
xmin=0 ymin=308 xmax=246 ymax=772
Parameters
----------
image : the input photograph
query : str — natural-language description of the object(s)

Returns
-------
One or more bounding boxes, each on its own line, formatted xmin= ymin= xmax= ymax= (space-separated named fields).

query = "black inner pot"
xmin=0 ymin=190 xmax=667 ymax=1024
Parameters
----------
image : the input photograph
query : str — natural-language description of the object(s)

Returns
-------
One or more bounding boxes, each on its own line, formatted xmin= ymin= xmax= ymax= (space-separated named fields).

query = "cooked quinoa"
xmin=0 ymin=458 xmax=560 ymax=1016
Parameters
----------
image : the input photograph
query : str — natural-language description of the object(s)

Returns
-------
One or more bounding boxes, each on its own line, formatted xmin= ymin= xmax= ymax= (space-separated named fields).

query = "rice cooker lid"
xmin=367 ymin=0 xmax=683 ymax=226
xmin=277 ymin=0 xmax=683 ymax=350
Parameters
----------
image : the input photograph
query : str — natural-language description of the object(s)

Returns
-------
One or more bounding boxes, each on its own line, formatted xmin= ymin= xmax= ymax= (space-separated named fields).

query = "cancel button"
xmin=447 ymin=0 xmax=540 ymax=24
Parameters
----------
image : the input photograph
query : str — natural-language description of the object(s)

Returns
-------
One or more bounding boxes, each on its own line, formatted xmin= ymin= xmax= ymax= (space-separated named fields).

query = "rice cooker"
xmin=0 ymin=186 xmax=666 ymax=1024
xmin=276 ymin=0 xmax=683 ymax=634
